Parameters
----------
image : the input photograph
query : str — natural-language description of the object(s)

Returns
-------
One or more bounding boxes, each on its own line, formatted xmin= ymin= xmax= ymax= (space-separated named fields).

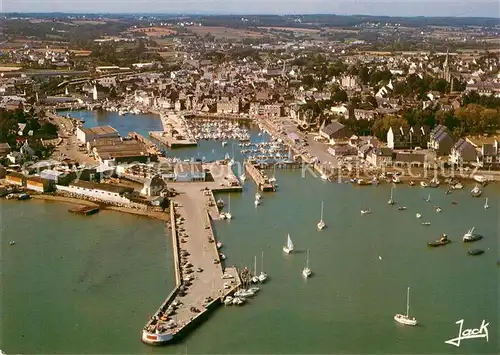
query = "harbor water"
xmin=2 ymin=110 xmax=498 ymax=354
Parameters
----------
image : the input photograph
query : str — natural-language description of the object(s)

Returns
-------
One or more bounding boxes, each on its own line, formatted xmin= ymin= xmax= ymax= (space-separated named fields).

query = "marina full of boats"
xmin=187 ymin=119 xmax=251 ymax=142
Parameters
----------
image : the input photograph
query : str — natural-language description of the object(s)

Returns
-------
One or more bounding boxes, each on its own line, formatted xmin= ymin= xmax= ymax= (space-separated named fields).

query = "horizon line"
xmin=1 ymin=11 xmax=499 ymax=19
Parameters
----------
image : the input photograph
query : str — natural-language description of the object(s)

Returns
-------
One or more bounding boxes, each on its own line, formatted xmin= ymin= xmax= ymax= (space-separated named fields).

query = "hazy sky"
xmin=2 ymin=0 xmax=499 ymax=17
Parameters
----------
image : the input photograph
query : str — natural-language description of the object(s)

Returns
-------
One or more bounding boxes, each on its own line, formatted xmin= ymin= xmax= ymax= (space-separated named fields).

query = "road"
xmin=46 ymin=111 xmax=96 ymax=164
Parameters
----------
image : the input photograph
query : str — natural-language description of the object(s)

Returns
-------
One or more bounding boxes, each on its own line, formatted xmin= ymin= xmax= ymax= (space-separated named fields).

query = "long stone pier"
xmin=141 ymin=184 xmax=241 ymax=345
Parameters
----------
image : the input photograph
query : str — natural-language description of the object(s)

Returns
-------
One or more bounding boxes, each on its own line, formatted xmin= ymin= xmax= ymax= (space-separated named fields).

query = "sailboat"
xmin=240 ymin=174 xmax=246 ymax=183
xmin=484 ymin=197 xmax=489 ymax=209
xmin=394 ymin=287 xmax=418 ymax=326
xmin=228 ymin=143 xmax=235 ymax=166
xmin=424 ymin=194 xmax=431 ymax=203
xmin=258 ymin=250 xmax=267 ymax=282
xmin=388 ymin=185 xmax=395 ymax=205
xmin=317 ymin=201 xmax=326 ymax=230
xmin=302 ymin=249 xmax=312 ymax=278
xmin=254 ymin=199 xmax=260 ymax=207
xmin=283 ymin=234 xmax=294 ymax=254
xmin=255 ymin=192 xmax=261 ymax=201
xmin=252 ymin=256 xmax=259 ymax=283
xmin=226 ymin=194 xmax=232 ymax=220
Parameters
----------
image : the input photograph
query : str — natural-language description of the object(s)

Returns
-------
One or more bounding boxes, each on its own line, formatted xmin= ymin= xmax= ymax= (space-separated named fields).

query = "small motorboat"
xmin=416 ymin=213 xmax=422 ymax=219
xmin=435 ymin=207 xmax=442 ymax=213
xmin=9 ymin=241 xmax=16 ymax=245
xmin=468 ymin=249 xmax=484 ymax=256
xmin=421 ymin=222 xmax=431 ymax=226
xmin=361 ymin=209 xmax=372 ymax=215
xmin=216 ymin=241 xmax=223 ymax=249
xmin=428 ymin=234 xmax=451 ymax=247
xmin=17 ymin=193 xmax=30 ymax=200
xmin=216 ymin=199 xmax=224 ymax=208
xmin=409 ymin=181 xmax=415 ymax=186
xmin=254 ymin=199 xmax=260 ymax=207
xmin=452 ymin=201 xmax=458 ymax=205
xmin=397 ymin=206 xmax=407 ymax=211
xmin=452 ymin=182 xmax=463 ymax=190
xmin=420 ymin=181 xmax=428 ymax=188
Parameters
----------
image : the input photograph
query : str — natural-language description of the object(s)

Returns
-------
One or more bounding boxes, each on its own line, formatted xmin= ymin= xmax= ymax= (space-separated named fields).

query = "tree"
xmin=331 ymin=89 xmax=348 ymax=103
xmin=371 ymin=115 xmax=409 ymax=140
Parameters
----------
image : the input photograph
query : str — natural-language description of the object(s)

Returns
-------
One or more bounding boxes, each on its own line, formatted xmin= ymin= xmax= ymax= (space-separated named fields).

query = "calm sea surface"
xmin=1 ymin=111 xmax=498 ymax=354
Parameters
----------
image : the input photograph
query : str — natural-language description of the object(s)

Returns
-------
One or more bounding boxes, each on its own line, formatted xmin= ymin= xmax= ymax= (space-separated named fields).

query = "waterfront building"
xmin=427 ymin=124 xmax=455 ymax=156
xmin=26 ymin=176 xmax=51 ymax=193
xmin=77 ymin=125 xmax=120 ymax=143
xmin=477 ymin=140 xmax=500 ymax=169
xmin=39 ymin=169 xmax=77 ymax=186
xmin=319 ymin=121 xmax=353 ymax=144
xmin=393 ymin=151 xmax=427 ymax=168
xmin=387 ymin=125 xmax=430 ymax=149
xmin=449 ymin=138 xmax=477 ymax=165
xmin=141 ymin=175 xmax=167 ymax=197
xmin=88 ymin=137 xmax=150 ymax=166
xmin=173 ymin=162 xmax=205 ymax=182
xmin=5 ymin=172 xmax=25 ymax=186
xmin=57 ymin=180 xmax=134 ymax=205
xmin=366 ymin=147 xmax=394 ymax=167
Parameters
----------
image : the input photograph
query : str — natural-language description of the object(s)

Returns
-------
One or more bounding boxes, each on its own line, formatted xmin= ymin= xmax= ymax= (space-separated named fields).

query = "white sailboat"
xmin=252 ymin=256 xmax=259 ymax=283
xmin=229 ymin=143 xmax=235 ymax=166
xmin=484 ymin=197 xmax=489 ymax=209
xmin=226 ymin=194 xmax=232 ymax=220
xmin=394 ymin=287 xmax=417 ymax=326
xmin=222 ymin=141 xmax=227 ymax=147
xmin=302 ymin=249 xmax=312 ymax=278
xmin=424 ymin=194 xmax=431 ymax=202
xmin=283 ymin=234 xmax=294 ymax=254
xmin=255 ymin=192 xmax=261 ymax=201
xmin=258 ymin=250 xmax=267 ymax=282
xmin=388 ymin=185 xmax=395 ymax=205
xmin=317 ymin=201 xmax=326 ymax=230
xmin=254 ymin=199 xmax=260 ymax=207
xmin=240 ymin=174 xmax=246 ymax=183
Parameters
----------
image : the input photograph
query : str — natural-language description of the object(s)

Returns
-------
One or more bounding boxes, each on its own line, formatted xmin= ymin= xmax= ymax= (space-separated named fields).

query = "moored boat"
xmin=468 ymin=249 xmax=484 ymax=256
xmin=283 ymin=234 xmax=294 ymax=254
xmin=394 ymin=287 xmax=418 ymax=326
xmin=462 ymin=227 xmax=482 ymax=242
xmin=471 ymin=185 xmax=482 ymax=197
xmin=428 ymin=234 xmax=451 ymax=247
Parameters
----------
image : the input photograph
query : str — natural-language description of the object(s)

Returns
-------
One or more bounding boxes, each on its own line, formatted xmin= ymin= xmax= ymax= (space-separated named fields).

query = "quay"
xmin=128 ymin=132 xmax=162 ymax=155
xmin=142 ymin=182 xmax=242 ymax=345
xmin=149 ymin=131 xmax=197 ymax=148
xmin=149 ymin=112 xmax=198 ymax=148
xmin=68 ymin=205 xmax=99 ymax=216
xmin=244 ymin=161 xmax=276 ymax=192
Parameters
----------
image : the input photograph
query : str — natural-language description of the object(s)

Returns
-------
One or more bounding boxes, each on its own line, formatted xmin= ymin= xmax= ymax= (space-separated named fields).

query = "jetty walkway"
xmin=142 ymin=166 xmax=242 ymax=345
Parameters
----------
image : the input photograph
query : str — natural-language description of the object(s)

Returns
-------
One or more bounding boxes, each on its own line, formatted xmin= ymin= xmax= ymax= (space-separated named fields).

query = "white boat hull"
xmin=394 ymin=314 xmax=417 ymax=326
xmin=283 ymin=246 xmax=292 ymax=254
xmin=302 ymin=268 xmax=312 ymax=278
xmin=141 ymin=330 xmax=174 ymax=345
xmin=317 ymin=221 xmax=325 ymax=230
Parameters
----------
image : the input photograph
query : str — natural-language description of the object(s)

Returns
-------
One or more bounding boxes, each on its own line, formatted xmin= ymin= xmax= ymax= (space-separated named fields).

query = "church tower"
xmin=442 ymin=49 xmax=451 ymax=83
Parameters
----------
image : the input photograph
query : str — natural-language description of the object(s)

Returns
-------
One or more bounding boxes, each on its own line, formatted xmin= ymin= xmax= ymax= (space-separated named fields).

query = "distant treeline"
xmin=4 ymin=13 xmax=498 ymax=28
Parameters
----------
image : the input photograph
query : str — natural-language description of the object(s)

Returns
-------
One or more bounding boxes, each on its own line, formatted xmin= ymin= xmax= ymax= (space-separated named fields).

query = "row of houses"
xmin=319 ymin=121 xmax=499 ymax=169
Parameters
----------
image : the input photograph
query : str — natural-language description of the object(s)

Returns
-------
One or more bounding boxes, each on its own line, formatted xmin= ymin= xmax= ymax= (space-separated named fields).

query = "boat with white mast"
xmin=471 ymin=184 xmax=482 ymax=197
xmin=258 ymin=250 xmax=267 ymax=282
xmin=388 ymin=185 xmax=395 ymax=205
xmin=394 ymin=287 xmax=418 ymax=326
xmin=252 ymin=256 xmax=259 ymax=283
xmin=302 ymin=249 xmax=312 ymax=278
xmin=283 ymin=234 xmax=294 ymax=254
xmin=484 ymin=197 xmax=489 ymax=209
xmin=225 ymin=194 xmax=232 ymax=220
xmin=317 ymin=201 xmax=326 ymax=230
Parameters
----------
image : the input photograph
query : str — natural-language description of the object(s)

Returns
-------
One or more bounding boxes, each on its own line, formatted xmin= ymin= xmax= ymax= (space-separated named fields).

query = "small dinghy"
xmin=468 ymin=249 xmax=484 ymax=256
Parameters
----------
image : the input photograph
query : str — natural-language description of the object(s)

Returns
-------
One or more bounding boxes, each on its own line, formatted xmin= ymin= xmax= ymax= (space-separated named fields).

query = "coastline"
xmin=30 ymin=194 xmax=170 ymax=222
